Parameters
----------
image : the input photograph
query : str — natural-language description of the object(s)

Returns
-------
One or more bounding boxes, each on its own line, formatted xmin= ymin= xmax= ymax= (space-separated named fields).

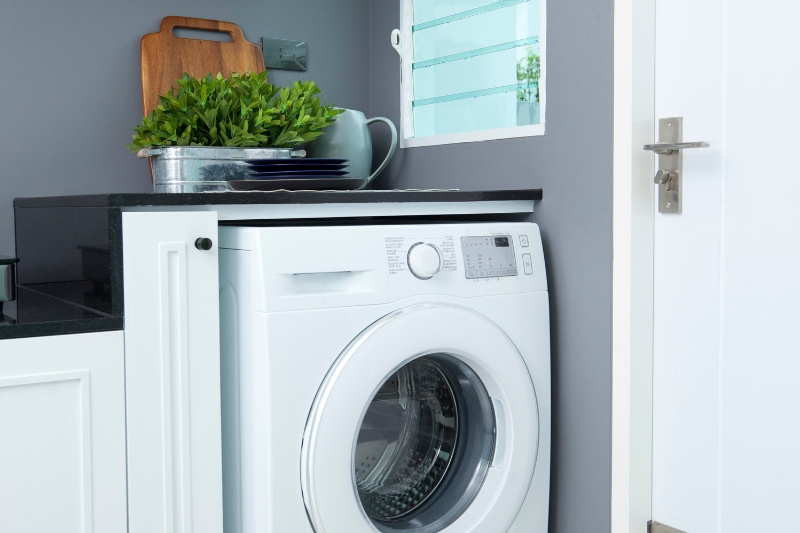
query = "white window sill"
xmin=400 ymin=123 xmax=545 ymax=149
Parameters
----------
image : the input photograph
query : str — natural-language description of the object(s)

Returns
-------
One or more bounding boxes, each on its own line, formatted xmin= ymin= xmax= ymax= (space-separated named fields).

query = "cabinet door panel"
xmin=0 ymin=331 xmax=127 ymax=533
xmin=122 ymin=211 xmax=222 ymax=533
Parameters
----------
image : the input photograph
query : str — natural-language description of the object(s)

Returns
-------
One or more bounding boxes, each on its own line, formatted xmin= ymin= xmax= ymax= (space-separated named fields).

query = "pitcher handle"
xmin=365 ymin=117 xmax=398 ymax=185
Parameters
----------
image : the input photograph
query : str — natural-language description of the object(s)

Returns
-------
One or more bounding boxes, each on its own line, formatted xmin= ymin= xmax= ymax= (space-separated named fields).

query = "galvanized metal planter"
xmin=137 ymin=146 xmax=306 ymax=193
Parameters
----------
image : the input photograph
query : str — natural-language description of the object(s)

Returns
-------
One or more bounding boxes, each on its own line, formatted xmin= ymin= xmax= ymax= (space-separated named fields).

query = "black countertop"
xmin=0 ymin=285 xmax=122 ymax=340
xmin=6 ymin=189 xmax=542 ymax=340
xmin=13 ymin=188 xmax=542 ymax=208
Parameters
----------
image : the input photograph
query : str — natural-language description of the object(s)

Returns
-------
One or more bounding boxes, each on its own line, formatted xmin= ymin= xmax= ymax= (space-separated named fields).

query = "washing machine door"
xmin=301 ymin=303 xmax=539 ymax=533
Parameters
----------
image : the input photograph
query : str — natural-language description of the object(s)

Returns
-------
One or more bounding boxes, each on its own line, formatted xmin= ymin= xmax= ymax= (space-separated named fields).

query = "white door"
xmin=649 ymin=1 xmax=800 ymax=532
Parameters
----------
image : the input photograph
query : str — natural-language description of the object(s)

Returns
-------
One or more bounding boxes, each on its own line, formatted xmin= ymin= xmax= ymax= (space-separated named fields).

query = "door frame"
xmin=611 ymin=0 xmax=657 ymax=531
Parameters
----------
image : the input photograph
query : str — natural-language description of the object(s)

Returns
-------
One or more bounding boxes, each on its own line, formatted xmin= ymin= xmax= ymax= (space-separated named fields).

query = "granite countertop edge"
xmin=13 ymin=189 xmax=543 ymax=208
xmin=0 ymin=316 xmax=123 ymax=341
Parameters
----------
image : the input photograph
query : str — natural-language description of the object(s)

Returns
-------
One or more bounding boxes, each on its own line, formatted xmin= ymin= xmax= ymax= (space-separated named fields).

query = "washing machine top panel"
xmin=219 ymin=222 xmax=546 ymax=313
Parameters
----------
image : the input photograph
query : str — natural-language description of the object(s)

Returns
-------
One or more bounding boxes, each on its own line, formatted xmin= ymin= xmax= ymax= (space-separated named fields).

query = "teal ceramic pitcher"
xmin=307 ymin=109 xmax=398 ymax=187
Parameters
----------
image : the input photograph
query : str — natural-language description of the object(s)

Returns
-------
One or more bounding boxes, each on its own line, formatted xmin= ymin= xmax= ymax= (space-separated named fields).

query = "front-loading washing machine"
xmin=218 ymin=221 xmax=550 ymax=533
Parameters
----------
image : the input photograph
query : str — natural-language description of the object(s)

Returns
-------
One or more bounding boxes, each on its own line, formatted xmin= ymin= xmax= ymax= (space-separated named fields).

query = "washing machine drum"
xmin=301 ymin=304 xmax=540 ymax=533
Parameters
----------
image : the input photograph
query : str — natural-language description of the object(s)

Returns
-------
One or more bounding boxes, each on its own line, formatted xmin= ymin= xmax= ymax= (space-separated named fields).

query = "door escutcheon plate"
xmin=657 ymin=117 xmax=682 ymax=213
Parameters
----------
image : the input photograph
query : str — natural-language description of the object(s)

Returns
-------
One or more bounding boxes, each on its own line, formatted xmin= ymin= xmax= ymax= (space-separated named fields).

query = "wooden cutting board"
xmin=140 ymin=16 xmax=265 ymax=115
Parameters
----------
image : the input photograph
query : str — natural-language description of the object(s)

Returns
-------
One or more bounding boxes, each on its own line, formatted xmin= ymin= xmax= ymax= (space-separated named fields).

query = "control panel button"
xmin=466 ymin=271 xmax=476 ymax=279
xmin=519 ymin=235 xmax=529 ymax=247
xmin=477 ymin=270 xmax=487 ymax=278
xmin=487 ymin=269 xmax=498 ymax=276
xmin=522 ymin=254 xmax=533 ymax=275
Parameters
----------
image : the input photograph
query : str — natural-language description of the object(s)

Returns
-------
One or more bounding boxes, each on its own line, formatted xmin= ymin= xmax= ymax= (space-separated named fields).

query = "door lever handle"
xmin=647 ymin=117 xmax=702 ymax=213
xmin=643 ymin=141 xmax=710 ymax=155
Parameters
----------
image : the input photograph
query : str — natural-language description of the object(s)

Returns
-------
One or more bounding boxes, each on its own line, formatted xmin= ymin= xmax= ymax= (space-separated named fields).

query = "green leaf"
xmin=127 ymin=72 xmax=341 ymax=151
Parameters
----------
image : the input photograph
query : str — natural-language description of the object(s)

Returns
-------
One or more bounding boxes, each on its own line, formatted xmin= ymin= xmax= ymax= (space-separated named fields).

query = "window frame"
xmin=399 ymin=0 xmax=547 ymax=148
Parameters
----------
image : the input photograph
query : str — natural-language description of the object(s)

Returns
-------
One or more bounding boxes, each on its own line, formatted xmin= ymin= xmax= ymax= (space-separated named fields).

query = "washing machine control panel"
xmin=461 ymin=235 xmax=518 ymax=279
xmin=381 ymin=223 xmax=545 ymax=296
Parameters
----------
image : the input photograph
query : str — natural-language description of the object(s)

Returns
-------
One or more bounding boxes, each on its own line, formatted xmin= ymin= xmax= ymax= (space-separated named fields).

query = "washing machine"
xmin=218 ymin=221 xmax=550 ymax=533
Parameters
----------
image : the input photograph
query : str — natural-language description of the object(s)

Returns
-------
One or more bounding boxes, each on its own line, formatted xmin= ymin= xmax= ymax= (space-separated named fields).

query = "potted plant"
xmin=128 ymin=71 xmax=342 ymax=192
xmin=129 ymin=71 xmax=341 ymax=150
xmin=516 ymin=50 xmax=541 ymax=126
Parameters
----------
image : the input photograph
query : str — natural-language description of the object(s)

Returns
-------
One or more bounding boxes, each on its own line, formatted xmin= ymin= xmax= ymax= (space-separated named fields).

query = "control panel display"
xmin=461 ymin=236 xmax=517 ymax=279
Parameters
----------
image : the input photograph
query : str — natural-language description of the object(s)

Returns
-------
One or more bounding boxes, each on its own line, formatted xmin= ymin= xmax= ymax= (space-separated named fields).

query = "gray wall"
xmin=368 ymin=2 xmax=613 ymax=531
xmin=0 ymin=0 xmax=371 ymax=256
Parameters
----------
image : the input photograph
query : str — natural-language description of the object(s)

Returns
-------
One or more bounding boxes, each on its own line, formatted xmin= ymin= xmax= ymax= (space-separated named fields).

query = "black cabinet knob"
xmin=195 ymin=238 xmax=213 ymax=251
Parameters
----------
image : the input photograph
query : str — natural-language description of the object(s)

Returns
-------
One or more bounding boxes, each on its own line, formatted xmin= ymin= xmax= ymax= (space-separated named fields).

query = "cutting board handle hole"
xmin=172 ymin=27 xmax=233 ymax=43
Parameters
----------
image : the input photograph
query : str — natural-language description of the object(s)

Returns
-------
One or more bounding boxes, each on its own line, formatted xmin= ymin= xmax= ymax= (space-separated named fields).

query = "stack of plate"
xmin=227 ymin=159 xmax=367 ymax=191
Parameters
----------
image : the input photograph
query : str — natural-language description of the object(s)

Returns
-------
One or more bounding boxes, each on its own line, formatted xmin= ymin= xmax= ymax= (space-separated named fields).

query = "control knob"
xmin=407 ymin=243 xmax=442 ymax=280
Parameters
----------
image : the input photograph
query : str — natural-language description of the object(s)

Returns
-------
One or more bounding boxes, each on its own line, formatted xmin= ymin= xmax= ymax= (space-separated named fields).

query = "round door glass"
xmin=354 ymin=354 xmax=495 ymax=533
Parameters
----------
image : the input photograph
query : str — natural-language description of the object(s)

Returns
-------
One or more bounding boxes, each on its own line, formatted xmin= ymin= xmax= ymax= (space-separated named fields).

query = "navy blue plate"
xmin=229 ymin=178 xmax=366 ymax=191
xmin=245 ymin=158 xmax=348 ymax=166
xmin=247 ymin=169 xmax=349 ymax=178
xmin=247 ymin=172 xmax=350 ymax=180
xmin=244 ymin=163 xmax=349 ymax=172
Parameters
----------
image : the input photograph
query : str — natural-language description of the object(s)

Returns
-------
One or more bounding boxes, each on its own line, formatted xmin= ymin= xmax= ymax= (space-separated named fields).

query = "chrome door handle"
xmin=645 ymin=117 xmax=711 ymax=213
xmin=643 ymin=141 xmax=710 ymax=155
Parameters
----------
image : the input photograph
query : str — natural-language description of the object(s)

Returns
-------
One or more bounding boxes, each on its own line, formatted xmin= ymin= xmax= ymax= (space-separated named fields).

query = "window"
xmin=398 ymin=0 xmax=546 ymax=147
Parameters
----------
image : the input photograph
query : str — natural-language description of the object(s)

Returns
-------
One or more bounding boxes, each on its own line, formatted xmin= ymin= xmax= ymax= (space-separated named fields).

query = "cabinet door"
xmin=0 ymin=331 xmax=127 ymax=533
xmin=122 ymin=212 xmax=222 ymax=533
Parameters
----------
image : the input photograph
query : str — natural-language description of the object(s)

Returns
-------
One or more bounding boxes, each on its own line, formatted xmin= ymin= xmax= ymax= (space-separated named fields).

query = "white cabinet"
xmin=122 ymin=211 xmax=223 ymax=533
xmin=0 ymin=331 xmax=127 ymax=533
